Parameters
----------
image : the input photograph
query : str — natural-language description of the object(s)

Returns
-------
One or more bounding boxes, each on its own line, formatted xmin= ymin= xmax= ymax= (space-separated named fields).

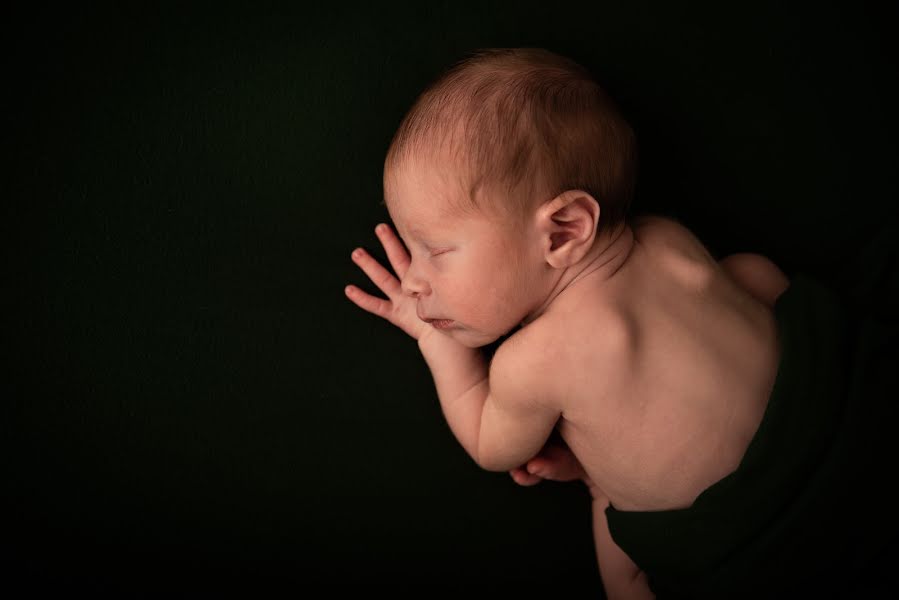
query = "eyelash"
xmin=429 ymin=248 xmax=449 ymax=257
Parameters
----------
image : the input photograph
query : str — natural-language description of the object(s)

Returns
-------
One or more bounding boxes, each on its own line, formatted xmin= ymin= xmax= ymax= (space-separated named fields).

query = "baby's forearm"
xmin=418 ymin=332 xmax=490 ymax=463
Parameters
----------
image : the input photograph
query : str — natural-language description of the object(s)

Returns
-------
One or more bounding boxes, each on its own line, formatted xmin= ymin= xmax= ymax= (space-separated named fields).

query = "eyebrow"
xmin=401 ymin=224 xmax=430 ymax=240
xmin=405 ymin=229 xmax=442 ymax=249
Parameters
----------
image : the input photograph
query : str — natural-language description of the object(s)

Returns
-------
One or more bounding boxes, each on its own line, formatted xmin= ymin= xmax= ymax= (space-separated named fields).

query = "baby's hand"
xmin=509 ymin=441 xmax=589 ymax=486
xmin=345 ymin=223 xmax=432 ymax=342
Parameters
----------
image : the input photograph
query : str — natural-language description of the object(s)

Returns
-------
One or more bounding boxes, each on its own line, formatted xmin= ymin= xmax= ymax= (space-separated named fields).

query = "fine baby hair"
xmin=383 ymin=47 xmax=638 ymax=238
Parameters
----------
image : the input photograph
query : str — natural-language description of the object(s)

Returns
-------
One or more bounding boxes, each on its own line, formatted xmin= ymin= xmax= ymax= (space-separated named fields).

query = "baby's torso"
xmin=546 ymin=216 xmax=783 ymax=511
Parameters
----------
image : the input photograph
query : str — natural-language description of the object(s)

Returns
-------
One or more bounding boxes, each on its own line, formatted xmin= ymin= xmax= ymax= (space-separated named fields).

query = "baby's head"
xmin=383 ymin=48 xmax=638 ymax=345
xmin=383 ymin=47 xmax=638 ymax=242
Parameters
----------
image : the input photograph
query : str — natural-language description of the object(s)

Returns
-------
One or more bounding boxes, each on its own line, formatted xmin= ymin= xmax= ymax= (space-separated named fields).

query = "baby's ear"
xmin=537 ymin=190 xmax=600 ymax=269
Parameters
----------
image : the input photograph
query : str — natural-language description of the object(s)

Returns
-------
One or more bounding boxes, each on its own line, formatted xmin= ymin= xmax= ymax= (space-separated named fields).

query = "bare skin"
xmin=511 ymin=249 xmax=790 ymax=490
xmin=346 ymin=212 xmax=789 ymax=599
xmin=504 ymin=215 xmax=787 ymax=512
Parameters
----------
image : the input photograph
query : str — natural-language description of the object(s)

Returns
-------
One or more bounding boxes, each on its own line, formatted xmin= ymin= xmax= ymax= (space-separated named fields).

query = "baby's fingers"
xmin=510 ymin=467 xmax=543 ymax=487
xmin=375 ymin=223 xmax=411 ymax=280
xmin=349 ymin=247 xmax=402 ymax=298
xmin=526 ymin=446 xmax=586 ymax=483
xmin=344 ymin=282 xmax=393 ymax=320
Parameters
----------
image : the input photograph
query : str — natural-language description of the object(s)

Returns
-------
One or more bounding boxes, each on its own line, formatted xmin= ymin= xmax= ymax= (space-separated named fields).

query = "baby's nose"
xmin=401 ymin=274 xmax=428 ymax=297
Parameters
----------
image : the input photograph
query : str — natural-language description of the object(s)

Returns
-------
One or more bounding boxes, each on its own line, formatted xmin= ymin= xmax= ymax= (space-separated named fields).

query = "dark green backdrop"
xmin=7 ymin=1 xmax=897 ymax=595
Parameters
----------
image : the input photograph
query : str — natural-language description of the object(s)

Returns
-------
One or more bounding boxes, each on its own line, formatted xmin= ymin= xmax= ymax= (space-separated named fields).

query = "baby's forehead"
xmin=386 ymin=195 xmax=457 ymax=233
xmin=391 ymin=155 xmax=459 ymax=188
xmin=387 ymin=162 xmax=466 ymax=209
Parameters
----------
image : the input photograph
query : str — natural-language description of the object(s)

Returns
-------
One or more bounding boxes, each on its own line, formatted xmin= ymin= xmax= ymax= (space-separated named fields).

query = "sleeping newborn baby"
xmin=345 ymin=47 xmax=898 ymax=599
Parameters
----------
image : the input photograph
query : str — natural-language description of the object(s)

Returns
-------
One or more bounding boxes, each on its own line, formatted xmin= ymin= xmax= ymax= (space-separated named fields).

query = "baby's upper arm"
xmin=476 ymin=339 xmax=561 ymax=472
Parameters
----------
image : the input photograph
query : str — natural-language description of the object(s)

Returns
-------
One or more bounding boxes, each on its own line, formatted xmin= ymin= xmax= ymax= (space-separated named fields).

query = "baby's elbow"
xmin=474 ymin=449 xmax=507 ymax=473
xmin=477 ymin=457 xmax=516 ymax=473
xmin=475 ymin=439 xmax=517 ymax=472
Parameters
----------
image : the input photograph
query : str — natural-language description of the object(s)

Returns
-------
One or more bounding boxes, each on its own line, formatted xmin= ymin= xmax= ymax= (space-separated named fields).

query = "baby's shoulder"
xmin=490 ymin=318 xmax=551 ymax=378
xmin=631 ymin=213 xmax=722 ymax=294
xmin=487 ymin=322 xmax=562 ymax=410
xmin=494 ymin=300 xmax=627 ymax=408
xmin=632 ymin=214 xmax=718 ymax=264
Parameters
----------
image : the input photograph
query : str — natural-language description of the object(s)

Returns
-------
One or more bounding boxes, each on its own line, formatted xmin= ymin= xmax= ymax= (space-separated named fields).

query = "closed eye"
xmin=430 ymin=248 xmax=451 ymax=257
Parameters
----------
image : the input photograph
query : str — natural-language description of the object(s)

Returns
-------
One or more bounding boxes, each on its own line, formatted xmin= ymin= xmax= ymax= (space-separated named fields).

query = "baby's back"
xmin=541 ymin=216 xmax=784 ymax=511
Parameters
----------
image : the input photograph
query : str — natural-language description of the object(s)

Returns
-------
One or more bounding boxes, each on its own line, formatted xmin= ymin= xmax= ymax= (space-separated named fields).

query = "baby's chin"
xmin=446 ymin=325 xmax=515 ymax=349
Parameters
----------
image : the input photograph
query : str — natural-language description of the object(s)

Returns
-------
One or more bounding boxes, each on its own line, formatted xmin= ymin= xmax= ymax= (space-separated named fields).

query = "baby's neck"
xmin=521 ymin=221 xmax=635 ymax=327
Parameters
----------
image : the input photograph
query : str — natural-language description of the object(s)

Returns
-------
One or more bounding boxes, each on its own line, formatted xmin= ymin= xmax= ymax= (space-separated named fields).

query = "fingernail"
xmin=353 ymin=248 xmax=363 ymax=258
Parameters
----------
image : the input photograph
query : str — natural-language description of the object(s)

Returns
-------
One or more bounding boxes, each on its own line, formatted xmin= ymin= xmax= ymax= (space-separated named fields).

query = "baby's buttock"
xmin=559 ymin=243 xmax=782 ymax=511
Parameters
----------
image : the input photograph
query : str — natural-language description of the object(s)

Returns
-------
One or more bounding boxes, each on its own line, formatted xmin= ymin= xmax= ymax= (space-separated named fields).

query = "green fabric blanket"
xmin=605 ymin=218 xmax=899 ymax=599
